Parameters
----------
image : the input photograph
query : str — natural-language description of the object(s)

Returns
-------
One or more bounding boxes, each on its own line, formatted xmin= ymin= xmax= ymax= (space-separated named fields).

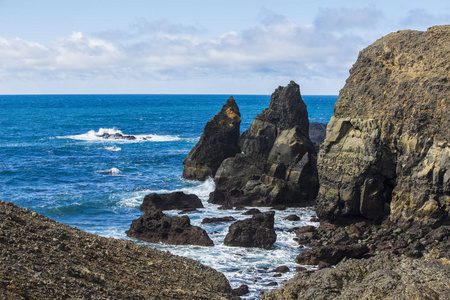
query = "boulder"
xmin=201 ymin=216 xmax=236 ymax=224
xmin=140 ymin=192 xmax=204 ymax=212
xmin=224 ymin=211 xmax=277 ymax=249
xmin=295 ymin=244 xmax=370 ymax=265
xmin=210 ymin=81 xmax=319 ymax=207
xmin=316 ymin=25 xmax=450 ymax=227
xmin=182 ymin=96 xmax=241 ymax=180
xmin=126 ymin=210 xmax=213 ymax=246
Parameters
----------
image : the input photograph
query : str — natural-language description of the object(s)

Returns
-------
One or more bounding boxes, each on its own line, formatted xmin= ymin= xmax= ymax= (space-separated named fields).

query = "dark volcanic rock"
xmin=316 ymin=25 xmax=450 ymax=227
xmin=242 ymin=208 xmax=262 ymax=215
xmin=295 ymin=244 xmax=370 ymax=265
xmin=140 ymin=192 xmax=204 ymax=212
xmin=233 ymin=284 xmax=250 ymax=296
xmin=210 ymin=81 xmax=319 ymax=207
xmin=182 ymin=96 xmax=241 ymax=181
xmin=201 ymin=216 xmax=236 ymax=224
xmin=261 ymin=253 xmax=450 ymax=300
xmin=284 ymin=214 xmax=300 ymax=221
xmin=0 ymin=201 xmax=238 ymax=300
xmin=224 ymin=211 xmax=277 ymax=249
xmin=126 ymin=210 xmax=214 ymax=246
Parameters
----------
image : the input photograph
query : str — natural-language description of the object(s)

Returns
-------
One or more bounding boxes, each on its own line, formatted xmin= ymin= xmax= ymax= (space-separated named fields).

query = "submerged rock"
xmin=210 ymin=81 xmax=319 ymax=207
xmin=0 ymin=201 xmax=238 ymax=299
xmin=140 ymin=192 xmax=204 ymax=212
xmin=126 ymin=210 xmax=214 ymax=246
xmin=316 ymin=25 xmax=450 ymax=227
xmin=182 ymin=96 xmax=241 ymax=181
xmin=224 ymin=211 xmax=277 ymax=249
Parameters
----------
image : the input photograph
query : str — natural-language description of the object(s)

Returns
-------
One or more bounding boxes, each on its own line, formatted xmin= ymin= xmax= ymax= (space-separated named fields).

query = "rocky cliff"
xmin=0 ymin=201 xmax=237 ymax=299
xmin=316 ymin=25 xmax=450 ymax=228
xmin=209 ymin=81 xmax=319 ymax=207
xmin=182 ymin=96 xmax=241 ymax=181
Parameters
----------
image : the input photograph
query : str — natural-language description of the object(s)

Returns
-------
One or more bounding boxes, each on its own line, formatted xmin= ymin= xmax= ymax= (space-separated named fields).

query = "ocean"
xmin=0 ymin=94 xmax=336 ymax=299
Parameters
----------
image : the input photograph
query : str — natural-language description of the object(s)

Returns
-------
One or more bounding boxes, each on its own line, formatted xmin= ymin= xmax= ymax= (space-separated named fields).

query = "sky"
xmin=0 ymin=0 xmax=449 ymax=95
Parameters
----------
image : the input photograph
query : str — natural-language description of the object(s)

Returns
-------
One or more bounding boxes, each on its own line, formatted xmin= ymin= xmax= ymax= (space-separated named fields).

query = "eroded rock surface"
xmin=210 ymin=81 xmax=319 ymax=207
xmin=126 ymin=210 xmax=214 ymax=246
xmin=261 ymin=253 xmax=450 ymax=300
xmin=224 ymin=211 xmax=277 ymax=249
xmin=316 ymin=25 xmax=450 ymax=227
xmin=140 ymin=192 xmax=204 ymax=212
xmin=0 ymin=201 xmax=237 ymax=299
xmin=182 ymin=96 xmax=241 ymax=181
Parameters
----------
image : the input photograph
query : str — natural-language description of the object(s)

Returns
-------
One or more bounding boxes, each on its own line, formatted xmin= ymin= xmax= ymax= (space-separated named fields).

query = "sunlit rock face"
xmin=182 ymin=96 xmax=241 ymax=181
xmin=316 ymin=25 xmax=450 ymax=228
xmin=210 ymin=81 xmax=319 ymax=207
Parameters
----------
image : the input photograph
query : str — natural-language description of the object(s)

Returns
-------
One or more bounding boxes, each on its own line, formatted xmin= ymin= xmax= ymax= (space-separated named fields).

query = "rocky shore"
xmin=0 ymin=201 xmax=238 ymax=300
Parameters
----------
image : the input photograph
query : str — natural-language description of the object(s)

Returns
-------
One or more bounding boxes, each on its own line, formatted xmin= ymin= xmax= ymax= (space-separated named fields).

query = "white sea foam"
xmin=105 ymin=167 xmax=120 ymax=175
xmin=57 ymin=127 xmax=182 ymax=143
xmin=117 ymin=178 xmax=319 ymax=298
xmin=104 ymin=145 xmax=122 ymax=152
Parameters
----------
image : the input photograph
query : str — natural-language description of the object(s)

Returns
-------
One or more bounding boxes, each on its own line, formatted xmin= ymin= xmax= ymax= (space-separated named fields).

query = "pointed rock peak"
xmin=262 ymin=80 xmax=309 ymax=135
xmin=220 ymin=96 xmax=241 ymax=124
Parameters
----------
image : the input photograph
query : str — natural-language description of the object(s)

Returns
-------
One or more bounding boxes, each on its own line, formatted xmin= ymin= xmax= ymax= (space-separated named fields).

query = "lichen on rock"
xmin=316 ymin=25 xmax=450 ymax=228
xmin=182 ymin=96 xmax=241 ymax=181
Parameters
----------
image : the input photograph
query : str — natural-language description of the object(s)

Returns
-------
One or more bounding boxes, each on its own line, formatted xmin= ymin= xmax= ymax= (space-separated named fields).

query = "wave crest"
xmin=57 ymin=128 xmax=181 ymax=142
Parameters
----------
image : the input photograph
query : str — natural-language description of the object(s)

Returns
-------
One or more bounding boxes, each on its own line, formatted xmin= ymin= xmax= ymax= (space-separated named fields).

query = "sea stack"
xmin=182 ymin=96 xmax=241 ymax=181
xmin=209 ymin=81 xmax=319 ymax=207
xmin=316 ymin=25 xmax=450 ymax=227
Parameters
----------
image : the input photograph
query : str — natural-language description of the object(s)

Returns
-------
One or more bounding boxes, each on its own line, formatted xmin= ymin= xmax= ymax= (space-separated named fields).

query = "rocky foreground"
xmin=0 ymin=201 xmax=238 ymax=300
xmin=261 ymin=252 xmax=450 ymax=299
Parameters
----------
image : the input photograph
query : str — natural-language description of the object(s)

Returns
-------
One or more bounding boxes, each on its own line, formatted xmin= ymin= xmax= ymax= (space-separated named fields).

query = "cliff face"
xmin=182 ymin=96 xmax=241 ymax=181
xmin=316 ymin=25 xmax=450 ymax=227
xmin=209 ymin=81 xmax=319 ymax=207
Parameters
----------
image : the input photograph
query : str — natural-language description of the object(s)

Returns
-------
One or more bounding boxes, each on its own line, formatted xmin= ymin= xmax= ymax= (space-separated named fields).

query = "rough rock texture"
xmin=201 ymin=216 xmax=236 ymax=224
xmin=126 ymin=210 xmax=214 ymax=246
xmin=224 ymin=211 xmax=277 ymax=249
xmin=0 ymin=201 xmax=238 ymax=300
xmin=210 ymin=81 xmax=319 ymax=207
xmin=316 ymin=25 xmax=450 ymax=227
xmin=294 ymin=221 xmax=449 ymax=265
xmin=182 ymin=96 xmax=241 ymax=181
xmin=261 ymin=253 xmax=450 ymax=300
xmin=140 ymin=192 xmax=204 ymax=212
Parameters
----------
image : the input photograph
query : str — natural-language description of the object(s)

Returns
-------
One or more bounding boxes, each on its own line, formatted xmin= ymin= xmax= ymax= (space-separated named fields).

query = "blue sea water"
xmin=0 ymin=94 xmax=336 ymax=299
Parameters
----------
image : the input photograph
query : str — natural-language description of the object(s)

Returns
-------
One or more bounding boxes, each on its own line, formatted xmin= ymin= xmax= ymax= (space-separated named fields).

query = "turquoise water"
xmin=0 ymin=94 xmax=336 ymax=298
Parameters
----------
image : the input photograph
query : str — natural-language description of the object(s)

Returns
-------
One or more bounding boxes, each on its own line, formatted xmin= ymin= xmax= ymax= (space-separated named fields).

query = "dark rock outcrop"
xmin=296 ymin=244 xmax=369 ymax=265
xmin=126 ymin=210 xmax=213 ymax=246
xmin=201 ymin=216 xmax=236 ymax=224
xmin=224 ymin=211 xmax=277 ymax=249
xmin=0 ymin=201 xmax=238 ymax=299
xmin=316 ymin=25 xmax=450 ymax=227
xmin=210 ymin=81 xmax=319 ymax=207
xmin=182 ymin=96 xmax=241 ymax=181
xmin=261 ymin=253 xmax=450 ymax=300
xmin=140 ymin=192 xmax=204 ymax=212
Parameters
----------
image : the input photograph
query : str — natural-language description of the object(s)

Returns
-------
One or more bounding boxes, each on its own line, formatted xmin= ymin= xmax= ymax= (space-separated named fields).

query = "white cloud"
xmin=0 ymin=13 xmax=376 ymax=94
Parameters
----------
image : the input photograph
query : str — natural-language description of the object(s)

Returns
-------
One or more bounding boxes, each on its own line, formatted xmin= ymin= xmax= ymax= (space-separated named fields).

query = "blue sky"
xmin=0 ymin=0 xmax=449 ymax=95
